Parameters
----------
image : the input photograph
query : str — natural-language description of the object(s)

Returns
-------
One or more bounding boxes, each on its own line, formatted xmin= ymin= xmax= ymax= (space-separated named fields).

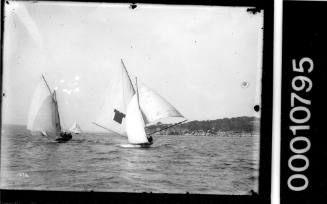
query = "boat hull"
xmin=55 ymin=132 xmax=72 ymax=143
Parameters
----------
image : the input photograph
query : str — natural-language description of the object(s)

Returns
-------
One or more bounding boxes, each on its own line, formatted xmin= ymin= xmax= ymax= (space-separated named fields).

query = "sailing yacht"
xmin=94 ymin=59 xmax=186 ymax=148
xmin=27 ymin=75 xmax=72 ymax=143
xmin=69 ymin=121 xmax=82 ymax=134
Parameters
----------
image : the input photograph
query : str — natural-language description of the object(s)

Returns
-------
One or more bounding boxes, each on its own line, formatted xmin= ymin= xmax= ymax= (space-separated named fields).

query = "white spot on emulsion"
xmin=75 ymin=76 xmax=80 ymax=81
xmin=62 ymin=82 xmax=80 ymax=95
xmin=68 ymin=81 xmax=78 ymax=87
xmin=63 ymin=88 xmax=76 ymax=95
xmin=54 ymin=87 xmax=58 ymax=90
xmin=60 ymin=79 xmax=65 ymax=83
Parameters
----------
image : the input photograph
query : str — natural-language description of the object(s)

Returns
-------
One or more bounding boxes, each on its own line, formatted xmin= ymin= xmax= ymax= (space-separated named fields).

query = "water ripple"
xmin=1 ymin=125 xmax=259 ymax=195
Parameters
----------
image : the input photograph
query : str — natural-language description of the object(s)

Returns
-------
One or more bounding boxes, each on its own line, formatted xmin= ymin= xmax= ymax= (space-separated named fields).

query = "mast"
xmin=135 ymin=77 xmax=140 ymax=108
xmin=41 ymin=75 xmax=62 ymax=132
xmin=53 ymin=90 xmax=62 ymax=132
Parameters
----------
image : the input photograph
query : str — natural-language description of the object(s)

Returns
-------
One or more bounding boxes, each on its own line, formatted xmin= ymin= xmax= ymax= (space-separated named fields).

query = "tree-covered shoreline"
xmin=146 ymin=116 xmax=260 ymax=136
xmin=2 ymin=116 xmax=260 ymax=136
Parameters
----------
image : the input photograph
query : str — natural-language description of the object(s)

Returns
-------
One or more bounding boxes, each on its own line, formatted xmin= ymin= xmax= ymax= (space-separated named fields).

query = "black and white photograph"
xmin=1 ymin=0 xmax=267 ymax=198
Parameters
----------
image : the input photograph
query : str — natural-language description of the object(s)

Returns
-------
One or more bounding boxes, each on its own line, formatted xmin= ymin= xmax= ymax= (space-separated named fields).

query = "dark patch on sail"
xmin=113 ymin=109 xmax=126 ymax=124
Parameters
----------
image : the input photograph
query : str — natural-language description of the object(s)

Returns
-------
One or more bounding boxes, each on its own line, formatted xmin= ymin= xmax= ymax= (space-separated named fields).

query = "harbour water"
xmin=1 ymin=125 xmax=259 ymax=195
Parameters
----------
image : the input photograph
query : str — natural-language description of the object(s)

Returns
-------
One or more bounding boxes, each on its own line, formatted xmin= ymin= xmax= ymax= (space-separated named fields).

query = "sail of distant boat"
xmin=69 ymin=121 xmax=82 ymax=134
xmin=27 ymin=75 xmax=72 ymax=142
xmin=95 ymin=59 xmax=186 ymax=146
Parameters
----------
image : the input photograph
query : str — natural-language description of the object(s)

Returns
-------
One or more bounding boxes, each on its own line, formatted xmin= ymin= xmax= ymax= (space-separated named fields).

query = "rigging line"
xmin=121 ymin=59 xmax=135 ymax=93
xmin=92 ymin=122 xmax=114 ymax=133
xmin=148 ymin=119 xmax=188 ymax=135
xmin=41 ymin=74 xmax=59 ymax=125
xmin=135 ymin=77 xmax=140 ymax=108
xmin=92 ymin=122 xmax=126 ymax=138
xmin=41 ymin=74 xmax=52 ymax=95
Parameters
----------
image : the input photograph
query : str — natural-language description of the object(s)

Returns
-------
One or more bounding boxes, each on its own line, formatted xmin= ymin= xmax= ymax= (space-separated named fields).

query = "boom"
xmin=148 ymin=119 xmax=187 ymax=135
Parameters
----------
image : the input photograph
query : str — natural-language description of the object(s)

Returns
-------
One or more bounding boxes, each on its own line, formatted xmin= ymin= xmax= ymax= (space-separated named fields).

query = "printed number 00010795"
xmin=287 ymin=57 xmax=313 ymax=191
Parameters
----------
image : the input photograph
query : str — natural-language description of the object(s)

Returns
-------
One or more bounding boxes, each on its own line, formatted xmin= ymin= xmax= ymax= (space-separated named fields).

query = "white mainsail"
xmin=69 ymin=121 xmax=82 ymax=134
xmin=27 ymin=80 xmax=61 ymax=138
xmin=125 ymin=94 xmax=149 ymax=144
xmin=95 ymin=60 xmax=135 ymax=136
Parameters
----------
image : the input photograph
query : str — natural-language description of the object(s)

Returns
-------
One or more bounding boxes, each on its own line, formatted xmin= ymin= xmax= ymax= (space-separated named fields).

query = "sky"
xmin=2 ymin=2 xmax=263 ymax=132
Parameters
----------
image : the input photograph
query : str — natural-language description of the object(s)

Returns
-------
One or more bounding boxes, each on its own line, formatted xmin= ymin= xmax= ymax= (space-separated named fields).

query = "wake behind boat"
xmin=27 ymin=75 xmax=72 ymax=143
xmin=119 ymin=143 xmax=152 ymax=148
xmin=94 ymin=59 xmax=186 ymax=148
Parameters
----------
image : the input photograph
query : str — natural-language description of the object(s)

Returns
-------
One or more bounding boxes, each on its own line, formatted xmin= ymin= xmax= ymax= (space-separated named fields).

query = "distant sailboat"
xmin=69 ymin=121 xmax=82 ymax=134
xmin=27 ymin=75 xmax=72 ymax=143
xmin=94 ymin=59 xmax=186 ymax=147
